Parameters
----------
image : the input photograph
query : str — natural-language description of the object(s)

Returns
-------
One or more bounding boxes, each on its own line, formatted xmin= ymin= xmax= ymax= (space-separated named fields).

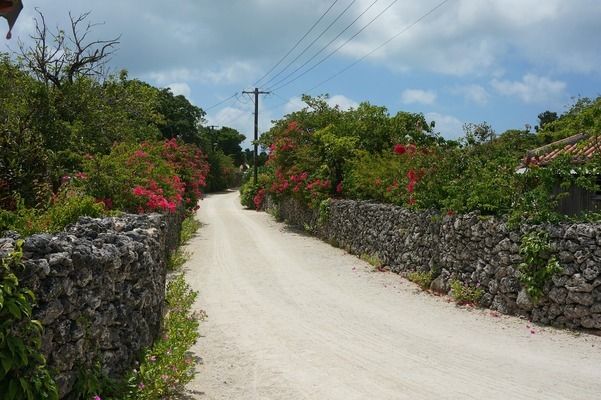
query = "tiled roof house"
xmin=520 ymin=133 xmax=601 ymax=215
xmin=522 ymin=133 xmax=601 ymax=167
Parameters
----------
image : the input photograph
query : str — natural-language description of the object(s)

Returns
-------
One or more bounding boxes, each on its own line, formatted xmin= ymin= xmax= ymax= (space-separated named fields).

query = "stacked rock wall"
xmin=275 ymin=197 xmax=601 ymax=332
xmin=0 ymin=212 xmax=183 ymax=397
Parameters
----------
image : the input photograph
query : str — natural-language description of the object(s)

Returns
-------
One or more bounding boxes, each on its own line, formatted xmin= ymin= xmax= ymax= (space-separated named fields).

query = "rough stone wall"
xmin=0 ymin=212 xmax=183 ymax=398
xmin=275 ymin=197 xmax=601 ymax=332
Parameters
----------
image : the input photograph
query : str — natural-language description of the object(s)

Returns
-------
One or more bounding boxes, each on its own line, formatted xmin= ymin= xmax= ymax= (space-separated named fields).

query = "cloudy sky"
xmin=5 ymin=0 xmax=601 ymax=146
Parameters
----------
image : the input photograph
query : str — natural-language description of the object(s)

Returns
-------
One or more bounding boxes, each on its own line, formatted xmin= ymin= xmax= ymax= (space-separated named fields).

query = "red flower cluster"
xmin=253 ymin=188 xmax=266 ymax=210
xmin=306 ymin=178 xmax=331 ymax=194
xmin=132 ymin=179 xmax=180 ymax=213
xmin=289 ymin=172 xmax=309 ymax=192
xmin=386 ymin=179 xmax=399 ymax=193
xmin=393 ymin=143 xmax=417 ymax=155
xmin=126 ymin=139 xmax=208 ymax=213
xmin=270 ymin=169 xmax=291 ymax=194
xmin=406 ymin=169 xmax=424 ymax=206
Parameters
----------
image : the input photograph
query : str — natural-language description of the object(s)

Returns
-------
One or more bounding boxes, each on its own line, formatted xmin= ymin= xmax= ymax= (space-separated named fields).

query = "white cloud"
xmin=207 ymin=103 xmax=275 ymax=149
xmin=401 ymin=89 xmax=437 ymax=105
xmin=426 ymin=112 xmax=464 ymax=139
xmin=283 ymin=97 xmax=306 ymax=115
xmin=144 ymin=62 xmax=257 ymax=87
xmin=167 ymin=82 xmax=191 ymax=98
xmin=339 ymin=0 xmax=601 ymax=75
xmin=327 ymin=95 xmax=359 ymax=110
xmin=491 ymin=74 xmax=566 ymax=103
xmin=452 ymin=84 xmax=490 ymax=105
xmin=201 ymin=61 xmax=258 ymax=85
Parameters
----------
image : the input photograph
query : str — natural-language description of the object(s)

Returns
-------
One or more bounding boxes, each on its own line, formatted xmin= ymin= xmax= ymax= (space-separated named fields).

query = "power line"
xmin=265 ymin=0 xmax=381 ymax=91
xmin=270 ymin=0 xmax=400 ymax=92
xmin=262 ymin=0 xmax=452 ymax=116
xmin=252 ymin=0 xmax=341 ymax=87
xmin=307 ymin=0 xmax=452 ymax=93
xmin=203 ymin=92 xmax=239 ymax=111
xmin=259 ymin=0 xmax=358 ymax=88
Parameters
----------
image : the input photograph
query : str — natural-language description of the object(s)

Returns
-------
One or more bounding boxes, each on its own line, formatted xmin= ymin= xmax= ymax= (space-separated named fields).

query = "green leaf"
xmin=8 ymin=378 xmax=18 ymax=400
xmin=1 ymin=354 xmax=12 ymax=373
xmin=6 ymin=301 xmax=22 ymax=319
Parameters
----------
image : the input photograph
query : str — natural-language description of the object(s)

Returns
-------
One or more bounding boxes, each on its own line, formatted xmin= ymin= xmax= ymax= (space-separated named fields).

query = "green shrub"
xmin=0 ymin=187 xmax=104 ymax=236
xmin=0 ymin=240 xmax=58 ymax=399
xmin=518 ymin=231 xmax=562 ymax=301
xmin=360 ymin=253 xmax=383 ymax=270
xmin=240 ymin=180 xmax=262 ymax=209
xmin=167 ymin=249 xmax=190 ymax=272
xmin=407 ymin=270 xmax=434 ymax=290
xmin=317 ymin=198 xmax=330 ymax=226
xmin=122 ymin=274 xmax=203 ymax=399
xmin=450 ymin=280 xmax=484 ymax=305
xmin=180 ymin=215 xmax=201 ymax=245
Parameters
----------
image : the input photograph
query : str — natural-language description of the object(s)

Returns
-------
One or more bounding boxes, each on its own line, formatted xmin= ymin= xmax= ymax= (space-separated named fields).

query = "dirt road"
xmin=183 ymin=190 xmax=601 ymax=400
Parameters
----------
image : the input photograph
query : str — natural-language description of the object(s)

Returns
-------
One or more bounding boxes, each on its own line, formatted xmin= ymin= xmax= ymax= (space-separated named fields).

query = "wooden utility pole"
xmin=207 ymin=125 xmax=219 ymax=151
xmin=242 ymin=88 xmax=270 ymax=184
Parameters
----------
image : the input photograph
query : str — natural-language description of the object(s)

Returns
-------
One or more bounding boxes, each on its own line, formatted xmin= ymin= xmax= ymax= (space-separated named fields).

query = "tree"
xmin=462 ymin=122 xmax=496 ymax=146
xmin=210 ymin=127 xmax=246 ymax=165
xmin=19 ymin=10 xmax=120 ymax=88
xmin=156 ymin=88 xmax=205 ymax=144
xmin=536 ymin=111 xmax=558 ymax=131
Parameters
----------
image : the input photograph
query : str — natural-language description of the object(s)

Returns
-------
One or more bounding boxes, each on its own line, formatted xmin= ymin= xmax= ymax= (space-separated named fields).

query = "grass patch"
xmin=407 ymin=270 xmax=434 ymax=290
xmin=168 ymin=248 xmax=191 ymax=271
xmin=89 ymin=274 xmax=205 ymax=399
xmin=180 ymin=215 xmax=201 ymax=245
xmin=360 ymin=253 xmax=384 ymax=271
xmin=450 ymin=279 xmax=484 ymax=305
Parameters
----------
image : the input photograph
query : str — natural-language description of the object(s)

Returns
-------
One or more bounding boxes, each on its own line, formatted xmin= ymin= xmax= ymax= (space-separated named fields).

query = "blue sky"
xmin=6 ymin=0 xmax=601 ymax=147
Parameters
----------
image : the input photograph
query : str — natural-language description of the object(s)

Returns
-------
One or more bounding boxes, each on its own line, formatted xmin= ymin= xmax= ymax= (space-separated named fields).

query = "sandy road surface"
xmin=182 ymin=190 xmax=601 ymax=400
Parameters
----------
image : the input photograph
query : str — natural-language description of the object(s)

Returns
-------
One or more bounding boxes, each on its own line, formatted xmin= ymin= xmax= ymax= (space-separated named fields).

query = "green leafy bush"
xmin=0 ymin=187 xmax=104 ymax=236
xmin=518 ymin=231 xmax=562 ymax=301
xmin=240 ymin=180 xmax=263 ymax=209
xmin=180 ymin=215 xmax=201 ymax=245
xmin=407 ymin=271 xmax=434 ymax=290
xmin=450 ymin=280 xmax=484 ymax=305
xmin=0 ymin=241 xmax=58 ymax=399
xmin=122 ymin=274 xmax=203 ymax=399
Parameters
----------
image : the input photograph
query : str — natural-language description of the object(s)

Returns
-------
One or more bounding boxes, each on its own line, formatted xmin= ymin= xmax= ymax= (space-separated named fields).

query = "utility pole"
xmin=207 ymin=125 xmax=219 ymax=151
xmin=242 ymin=88 xmax=270 ymax=184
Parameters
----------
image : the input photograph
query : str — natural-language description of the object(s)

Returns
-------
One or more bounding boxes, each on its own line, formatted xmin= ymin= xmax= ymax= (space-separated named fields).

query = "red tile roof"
xmin=522 ymin=133 xmax=601 ymax=166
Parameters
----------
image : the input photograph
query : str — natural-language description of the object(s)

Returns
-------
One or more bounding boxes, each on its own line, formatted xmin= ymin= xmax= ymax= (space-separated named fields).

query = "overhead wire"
xmin=262 ymin=0 xmax=452 ymax=114
xmin=252 ymin=0 xmax=341 ymax=87
xmin=265 ymin=0 xmax=382 ymax=91
xmin=203 ymin=92 xmax=240 ymax=111
xmin=269 ymin=0 xmax=400 ymax=92
xmin=259 ymin=0 xmax=358 ymax=88
xmin=306 ymin=0 xmax=452 ymax=93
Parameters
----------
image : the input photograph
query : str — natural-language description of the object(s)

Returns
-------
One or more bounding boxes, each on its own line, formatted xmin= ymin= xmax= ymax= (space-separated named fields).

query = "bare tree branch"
xmin=18 ymin=9 xmax=120 ymax=87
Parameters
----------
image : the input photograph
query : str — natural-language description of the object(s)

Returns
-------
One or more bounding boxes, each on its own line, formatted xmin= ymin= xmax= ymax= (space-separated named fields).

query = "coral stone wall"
xmin=273 ymin=197 xmax=601 ymax=332
xmin=0 ymin=212 xmax=183 ymax=398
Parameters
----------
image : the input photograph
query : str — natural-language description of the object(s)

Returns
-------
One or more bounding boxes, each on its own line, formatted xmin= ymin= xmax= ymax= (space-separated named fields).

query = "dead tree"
xmin=19 ymin=9 xmax=120 ymax=87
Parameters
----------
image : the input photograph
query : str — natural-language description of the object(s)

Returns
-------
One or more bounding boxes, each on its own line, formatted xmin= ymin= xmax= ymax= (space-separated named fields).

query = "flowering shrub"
xmin=251 ymin=95 xmax=601 ymax=223
xmin=82 ymin=139 xmax=208 ymax=214
xmin=253 ymin=188 xmax=266 ymax=210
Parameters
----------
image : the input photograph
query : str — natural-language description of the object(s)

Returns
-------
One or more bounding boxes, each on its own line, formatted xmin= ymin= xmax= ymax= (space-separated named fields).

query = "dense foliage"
xmin=0 ymin=241 xmax=58 ymax=400
xmin=243 ymin=94 xmax=601 ymax=223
